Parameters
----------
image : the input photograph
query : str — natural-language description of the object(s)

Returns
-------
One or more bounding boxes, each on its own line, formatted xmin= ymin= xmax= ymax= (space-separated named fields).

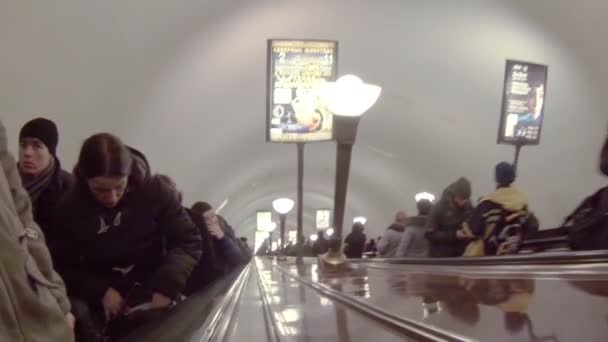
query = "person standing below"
xmin=378 ymin=211 xmax=409 ymax=258
xmin=0 ymin=119 xmax=75 ymax=341
xmin=185 ymin=201 xmax=244 ymax=294
xmin=343 ymin=222 xmax=366 ymax=258
xmin=396 ymin=199 xmax=433 ymax=257
xmin=17 ymin=118 xmax=74 ymax=238
xmin=460 ymin=162 xmax=537 ymax=256
xmin=426 ymin=177 xmax=473 ymax=257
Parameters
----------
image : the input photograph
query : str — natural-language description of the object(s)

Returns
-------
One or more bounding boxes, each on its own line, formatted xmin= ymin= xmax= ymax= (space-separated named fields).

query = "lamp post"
xmin=263 ymin=221 xmax=277 ymax=254
xmin=319 ymin=75 xmax=381 ymax=267
xmin=273 ymin=198 xmax=295 ymax=256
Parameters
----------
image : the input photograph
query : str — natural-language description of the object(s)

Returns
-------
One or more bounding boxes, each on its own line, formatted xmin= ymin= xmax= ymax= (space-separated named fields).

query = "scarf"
xmin=19 ymin=157 xmax=56 ymax=212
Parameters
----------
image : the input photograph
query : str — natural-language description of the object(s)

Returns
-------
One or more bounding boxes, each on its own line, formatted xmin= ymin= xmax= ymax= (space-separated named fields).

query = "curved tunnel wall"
xmin=0 ymin=0 xmax=606 ymax=241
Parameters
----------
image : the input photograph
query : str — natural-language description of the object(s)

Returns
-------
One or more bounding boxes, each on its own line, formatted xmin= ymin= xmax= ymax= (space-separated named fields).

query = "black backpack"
xmin=564 ymin=187 xmax=608 ymax=250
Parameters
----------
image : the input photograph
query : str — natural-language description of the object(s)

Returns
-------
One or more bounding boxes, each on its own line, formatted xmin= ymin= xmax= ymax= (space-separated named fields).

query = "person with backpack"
xmin=460 ymin=162 xmax=537 ymax=256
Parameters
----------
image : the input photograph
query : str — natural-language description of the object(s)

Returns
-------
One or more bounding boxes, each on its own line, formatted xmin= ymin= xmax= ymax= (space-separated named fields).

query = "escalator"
xmin=117 ymin=252 xmax=608 ymax=341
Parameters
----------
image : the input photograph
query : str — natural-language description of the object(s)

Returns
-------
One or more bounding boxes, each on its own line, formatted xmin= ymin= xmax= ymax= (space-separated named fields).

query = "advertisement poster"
xmin=315 ymin=209 xmax=331 ymax=229
xmin=267 ymin=39 xmax=338 ymax=142
xmin=256 ymin=210 xmax=272 ymax=231
xmin=498 ymin=60 xmax=548 ymax=145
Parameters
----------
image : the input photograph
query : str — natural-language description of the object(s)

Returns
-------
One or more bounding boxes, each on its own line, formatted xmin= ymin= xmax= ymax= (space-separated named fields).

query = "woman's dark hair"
xmin=73 ymin=133 xmax=144 ymax=187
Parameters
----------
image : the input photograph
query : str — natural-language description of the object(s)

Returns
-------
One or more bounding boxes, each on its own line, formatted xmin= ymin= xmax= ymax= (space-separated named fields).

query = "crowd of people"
xmin=340 ymin=163 xmax=538 ymax=259
xmin=2 ymin=116 xmax=607 ymax=341
xmin=342 ymin=138 xmax=608 ymax=259
xmin=1 ymin=118 xmax=252 ymax=341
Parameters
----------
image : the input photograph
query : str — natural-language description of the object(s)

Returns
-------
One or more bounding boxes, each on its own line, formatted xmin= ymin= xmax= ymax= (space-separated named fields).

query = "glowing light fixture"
xmin=320 ymin=75 xmax=382 ymax=117
xmin=272 ymin=198 xmax=295 ymax=214
xmin=310 ymin=234 xmax=319 ymax=242
xmin=353 ymin=216 xmax=367 ymax=225
xmin=415 ymin=192 xmax=436 ymax=203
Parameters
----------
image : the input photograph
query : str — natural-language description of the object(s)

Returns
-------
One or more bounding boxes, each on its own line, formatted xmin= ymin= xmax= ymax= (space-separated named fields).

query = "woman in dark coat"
xmin=344 ymin=223 xmax=367 ymax=258
xmin=18 ymin=118 xmax=74 ymax=237
xmin=50 ymin=133 xmax=202 ymax=330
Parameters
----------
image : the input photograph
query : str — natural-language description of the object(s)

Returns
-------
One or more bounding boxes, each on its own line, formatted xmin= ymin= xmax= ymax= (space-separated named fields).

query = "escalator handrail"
xmin=197 ymin=263 xmax=252 ymax=342
xmin=271 ymin=262 xmax=473 ymax=342
xmin=354 ymin=250 xmax=608 ymax=266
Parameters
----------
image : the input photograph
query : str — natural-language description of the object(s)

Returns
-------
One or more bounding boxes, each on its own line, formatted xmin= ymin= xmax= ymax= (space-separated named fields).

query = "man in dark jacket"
xmin=185 ymin=201 xmax=244 ymax=294
xmin=460 ymin=162 xmax=537 ymax=255
xmin=426 ymin=177 xmax=473 ymax=257
xmin=564 ymin=134 xmax=608 ymax=250
xmin=18 ymin=118 xmax=74 ymax=238
xmin=397 ymin=199 xmax=433 ymax=257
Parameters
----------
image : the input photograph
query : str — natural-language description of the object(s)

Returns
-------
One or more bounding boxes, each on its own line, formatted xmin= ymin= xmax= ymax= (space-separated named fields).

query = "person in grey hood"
xmin=378 ymin=211 xmax=409 ymax=258
xmin=0 ymin=119 xmax=75 ymax=341
xmin=426 ymin=177 xmax=473 ymax=257
xmin=396 ymin=199 xmax=433 ymax=257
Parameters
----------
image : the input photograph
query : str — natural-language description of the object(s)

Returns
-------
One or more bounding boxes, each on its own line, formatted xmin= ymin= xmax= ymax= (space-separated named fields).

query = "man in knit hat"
xmin=18 ymin=118 xmax=74 ymax=241
xmin=426 ymin=177 xmax=473 ymax=257
xmin=460 ymin=162 xmax=537 ymax=256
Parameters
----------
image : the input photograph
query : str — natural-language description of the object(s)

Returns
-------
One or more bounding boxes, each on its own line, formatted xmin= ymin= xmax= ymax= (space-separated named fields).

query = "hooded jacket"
xmin=51 ymin=148 xmax=202 ymax=306
xmin=426 ymin=178 xmax=473 ymax=257
xmin=378 ymin=224 xmax=406 ymax=258
xmin=0 ymin=120 xmax=73 ymax=341
xmin=462 ymin=186 xmax=532 ymax=255
xmin=396 ymin=216 xmax=430 ymax=257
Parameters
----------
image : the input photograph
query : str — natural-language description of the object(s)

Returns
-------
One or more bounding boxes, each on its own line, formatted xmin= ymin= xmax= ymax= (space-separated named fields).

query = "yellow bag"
xmin=463 ymin=239 xmax=485 ymax=257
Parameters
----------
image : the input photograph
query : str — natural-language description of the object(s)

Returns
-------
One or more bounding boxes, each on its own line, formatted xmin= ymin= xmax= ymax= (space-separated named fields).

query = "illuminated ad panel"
xmin=267 ymin=39 xmax=338 ymax=143
xmin=256 ymin=210 xmax=272 ymax=231
xmin=315 ymin=209 xmax=331 ymax=230
xmin=498 ymin=60 xmax=548 ymax=145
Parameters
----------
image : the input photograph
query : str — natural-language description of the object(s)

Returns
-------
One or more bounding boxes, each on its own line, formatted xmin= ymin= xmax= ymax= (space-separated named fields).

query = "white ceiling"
xmin=1 ymin=0 xmax=606 ymax=240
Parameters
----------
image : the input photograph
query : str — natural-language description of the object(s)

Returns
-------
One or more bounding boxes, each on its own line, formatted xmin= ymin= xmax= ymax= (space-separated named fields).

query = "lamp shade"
xmin=353 ymin=216 xmax=367 ymax=225
xmin=261 ymin=221 xmax=277 ymax=232
xmin=320 ymin=74 xmax=381 ymax=117
xmin=415 ymin=192 xmax=436 ymax=203
xmin=326 ymin=228 xmax=335 ymax=237
xmin=310 ymin=234 xmax=319 ymax=242
xmin=272 ymin=198 xmax=295 ymax=215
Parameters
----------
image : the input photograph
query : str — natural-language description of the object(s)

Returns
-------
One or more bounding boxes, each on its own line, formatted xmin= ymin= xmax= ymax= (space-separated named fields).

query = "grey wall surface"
xmin=1 ymin=0 xmax=606 ymax=241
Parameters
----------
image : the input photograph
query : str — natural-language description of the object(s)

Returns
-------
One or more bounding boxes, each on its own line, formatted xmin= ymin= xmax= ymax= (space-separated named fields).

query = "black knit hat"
xmin=19 ymin=118 xmax=59 ymax=156
xmin=495 ymin=162 xmax=516 ymax=186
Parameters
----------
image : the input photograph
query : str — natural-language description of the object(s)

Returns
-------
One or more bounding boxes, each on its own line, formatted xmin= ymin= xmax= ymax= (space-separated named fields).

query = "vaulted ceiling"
xmin=1 ymin=0 xmax=606 ymax=240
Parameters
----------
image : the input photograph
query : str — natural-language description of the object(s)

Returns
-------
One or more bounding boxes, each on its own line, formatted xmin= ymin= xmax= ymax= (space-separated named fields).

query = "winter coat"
xmin=0 ymin=120 xmax=74 ymax=341
xmin=185 ymin=211 xmax=244 ymax=294
xmin=462 ymin=186 xmax=533 ymax=255
xmin=378 ymin=224 xmax=405 ymax=257
xmin=396 ymin=216 xmax=429 ymax=257
xmin=344 ymin=231 xmax=366 ymax=258
xmin=426 ymin=179 xmax=473 ymax=257
xmin=30 ymin=160 xmax=74 ymax=243
xmin=51 ymin=175 xmax=202 ymax=308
